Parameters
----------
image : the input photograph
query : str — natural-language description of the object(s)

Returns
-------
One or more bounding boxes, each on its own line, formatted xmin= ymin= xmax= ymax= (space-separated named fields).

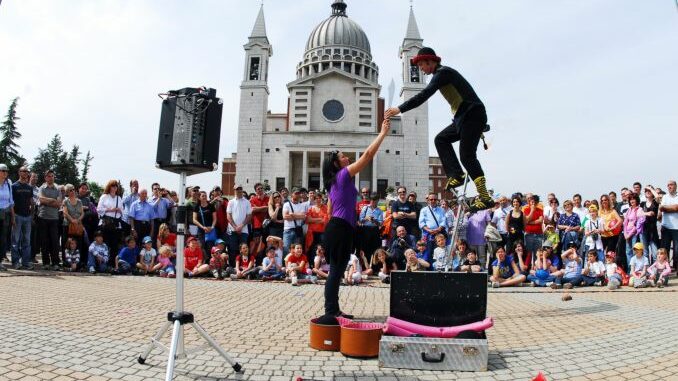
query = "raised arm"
xmin=346 ymin=119 xmax=390 ymax=178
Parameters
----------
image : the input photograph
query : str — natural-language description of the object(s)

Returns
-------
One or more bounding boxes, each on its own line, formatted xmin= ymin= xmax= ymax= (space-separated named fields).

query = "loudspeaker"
xmin=156 ymin=87 xmax=223 ymax=175
xmin=390 ymin=271 xmax=487 ymax=327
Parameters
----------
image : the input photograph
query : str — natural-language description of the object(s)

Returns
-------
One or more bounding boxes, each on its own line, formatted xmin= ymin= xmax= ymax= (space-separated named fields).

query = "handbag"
xmin=68 ymin=221 xmax=84 ymax=236
xmin=199 ymin=206 xmax=218 ymax=242
xmin=101 ymin=196 xmax=120 ymax=230
xmin=287 ymin=200 xmax=305 ymax=239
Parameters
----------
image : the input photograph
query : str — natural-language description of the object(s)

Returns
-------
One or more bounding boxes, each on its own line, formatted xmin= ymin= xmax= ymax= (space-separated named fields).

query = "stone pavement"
xmin=1 ymin=270 xmax=678 ymax=381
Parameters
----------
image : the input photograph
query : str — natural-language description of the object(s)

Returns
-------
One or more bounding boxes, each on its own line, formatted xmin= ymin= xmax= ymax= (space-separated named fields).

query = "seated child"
xmin=285 ymin=243 xmax=316 ymax=286
xmin=209 ymin=245 xmax=229 ymax=279
xmin=526 ymin=248 xmax=556 ymax=287
xmin=405 ymin=248 xmax=430 ymax=272
xmin=260 ymin=246 xmax=285 ymax=280
xmin=184 ymin=237 xmax=210 ymax=277
xmin=87 ymin=231 xmax=109 ymax=274
xmin=136 ymin=236 xmax=157 ymax=275
xmin=345 ymin=252 xmax=363 ymax=285
xmin=604 ymin=251 xmax=622 ymax=290
xmin=231 ymin=243 xmax=258 ymax=280
xmin=647 ymin=248 xmax=671 ymax=288
xmin=115 ymin=236 xmax=139 ymax=275
xmin=415 ymin=240 xmax=431 ymax=266
xmin=629 ymin=242 xmax=649 ymax=288
xmin=581 ymin=249 xmax=605 ymax=286
xmin=432 ymin=234 xmax=450 ymax=271
xmin=543 ymin=221 xmax=560 ymax=250
xmin=456 ymin=249 xmax=485 ymax=273
xmin=365 ymin=248 xmax=397 ymax=283
xmin=551 ymin=246 xmax=583 ymax=289
xmin=64 ymin=238 xmax=80 ymax=272
xmin=490 ymin=246 xmax=526 ymax=287
xmin=312 ymin=245 xmax=330 ymax=280
xmin=155 ymin=245 xmax=176 ymax=278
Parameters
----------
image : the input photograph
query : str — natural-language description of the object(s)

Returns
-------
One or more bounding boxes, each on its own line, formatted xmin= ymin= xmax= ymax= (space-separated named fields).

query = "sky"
xmin=1 ymin=0 xmax=677 ymax=200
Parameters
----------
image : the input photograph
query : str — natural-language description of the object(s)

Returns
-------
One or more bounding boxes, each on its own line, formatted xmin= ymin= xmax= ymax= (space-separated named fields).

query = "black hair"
xmin=633 ymin=182 xmax=642 ymax=188
xmin=125 ymin=235 xmax=136 ymax=244
xmin=322 ymin=150 xmax=341 ymax=193
xmin=629 ymin=193 xmax=641 ymax=205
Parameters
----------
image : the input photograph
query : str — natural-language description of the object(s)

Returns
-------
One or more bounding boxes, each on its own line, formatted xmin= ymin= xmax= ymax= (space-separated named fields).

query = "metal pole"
xmin=175 ymin=172 xmax=187 ymax=356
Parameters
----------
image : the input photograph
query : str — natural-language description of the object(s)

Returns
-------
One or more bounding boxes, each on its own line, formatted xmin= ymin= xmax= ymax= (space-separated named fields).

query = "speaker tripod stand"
xmin=137 ymin=172 xmax=242 ymax=380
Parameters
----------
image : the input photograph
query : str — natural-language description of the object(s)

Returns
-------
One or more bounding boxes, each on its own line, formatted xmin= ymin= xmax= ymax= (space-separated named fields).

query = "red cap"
xmin=210 ymin=246 xmax=222 ymax=255
xmin=187 ymin=236 xmax=197 ymax=244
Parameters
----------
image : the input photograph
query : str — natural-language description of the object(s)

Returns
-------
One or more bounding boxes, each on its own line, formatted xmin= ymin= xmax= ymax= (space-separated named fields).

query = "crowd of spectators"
xmin=0 ymin=163 xmax=676 ymax=290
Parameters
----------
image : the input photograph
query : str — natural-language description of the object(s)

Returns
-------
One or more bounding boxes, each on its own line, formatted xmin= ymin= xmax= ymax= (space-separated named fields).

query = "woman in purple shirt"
xmin=318 ymin=119 xmax=390 ymax=323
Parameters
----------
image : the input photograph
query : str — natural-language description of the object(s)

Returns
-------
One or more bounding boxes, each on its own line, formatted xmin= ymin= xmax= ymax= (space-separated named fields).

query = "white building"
xmin=235 ymin=0 xmax=430 ymax=197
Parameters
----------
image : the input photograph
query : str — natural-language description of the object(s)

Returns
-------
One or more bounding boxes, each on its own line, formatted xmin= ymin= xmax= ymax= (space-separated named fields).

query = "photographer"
xmin=151 ymin=184 xmax=174 ymax=246
xmin=584 ymin=205 xmax=605 ymax=262
xmin=389 ymin=225 xmax=416 ymax=270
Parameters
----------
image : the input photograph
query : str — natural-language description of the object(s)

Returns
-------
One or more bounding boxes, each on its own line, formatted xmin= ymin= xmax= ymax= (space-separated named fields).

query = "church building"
xmin=232 ymin=0 xmax=431 ymax=197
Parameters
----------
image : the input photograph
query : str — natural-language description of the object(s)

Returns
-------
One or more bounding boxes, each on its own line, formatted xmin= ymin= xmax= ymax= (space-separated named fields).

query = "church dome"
xmin=305 ymin=1 xmax=371 ymax=55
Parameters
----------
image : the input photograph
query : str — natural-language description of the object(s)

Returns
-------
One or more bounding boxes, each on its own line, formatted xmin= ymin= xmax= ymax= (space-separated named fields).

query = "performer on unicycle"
xmin=385 ymin=47 xmax=493 ymax=213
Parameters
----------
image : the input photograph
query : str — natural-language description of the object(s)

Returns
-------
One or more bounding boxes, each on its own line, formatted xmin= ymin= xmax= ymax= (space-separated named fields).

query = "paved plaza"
xmin=1 ymin=270 xmax=677 ymax=381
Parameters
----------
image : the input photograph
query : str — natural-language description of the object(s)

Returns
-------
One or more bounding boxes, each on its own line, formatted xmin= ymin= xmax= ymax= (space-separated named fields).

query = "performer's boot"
xmin=444 ymin=173 xmax=466 ymax=192
xmin=469 ymin=176 xmax=494 ymax=213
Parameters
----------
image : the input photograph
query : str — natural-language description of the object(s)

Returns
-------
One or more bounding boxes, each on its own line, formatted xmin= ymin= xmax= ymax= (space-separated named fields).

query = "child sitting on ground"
xmin=415 ymin=240 xmax=431 ymax=266
xmin=312 ymin=245 xmax=330 ymax=280
xmin=260 ymin=246 xmax=285 ymax=280
xmin=405 ymin=248 xmax=430 ymax=272
xmin=543 ymin=221 xmax=560 ymax=250
xmin=231 ymin=243 xmax=258 ymax=280
xmin=115 ymin=235 xmax=139 ymax=275
xmin=209 ymin=246 xmax=229 ymax=279
xmin=184 ymin=237 xmax=210 ymax=278
xmin=647 ymin=248 xmax=671 ymax=288
xmin=581 ymin=249 xmax=605 ymax=286
xmin=87 ymin=231 xmax=109 ymax=274
xmin=285 ymin=243 xmax=316 ymax=286
xmin=629 ymin=242 xmax=649 ymax=288
xmin=136 ymin=236 xmax=156 ymax=275
xmin=64 ymin=238 xmax=80 ymax=272
xmin=551 ymin=246 xmax=582 ymax=289
xmin=365 ymin=248 xmax=397 ymax=283
xmin=490 ymin=246 xmax=526 ymax=287
xmin=526 ymin=249 xmax=556 ymax=287
xmin=604 ymin=251 xmax=623 ymax=290
xmin=345 ymin=252 xmax=363 ymax=285
xmin=457 ymin=249 xmax=485 ymax=273
xmin=155 ymin=245 xmax=176 ymax=278
xmin=432 ymin=234 xmax=450 ymax=271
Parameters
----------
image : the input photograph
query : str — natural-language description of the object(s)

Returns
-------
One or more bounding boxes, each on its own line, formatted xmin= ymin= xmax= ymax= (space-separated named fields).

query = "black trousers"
xmin=39 ymin=218 xmax=60 ymax=266
xmin=323 ymin=217 xmax=354 ymax=316
xmin=434 ymin=104 xmax=487 ymax=180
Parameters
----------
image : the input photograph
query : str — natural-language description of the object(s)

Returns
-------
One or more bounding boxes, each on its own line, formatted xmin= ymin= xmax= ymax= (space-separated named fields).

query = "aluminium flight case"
xmin=378 ymin=271 xmax=489 ymax=371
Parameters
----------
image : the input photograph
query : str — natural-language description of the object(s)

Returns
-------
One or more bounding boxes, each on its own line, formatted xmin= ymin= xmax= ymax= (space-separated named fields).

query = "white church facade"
xmin=233 ymin=0 xmax=431 ymax=197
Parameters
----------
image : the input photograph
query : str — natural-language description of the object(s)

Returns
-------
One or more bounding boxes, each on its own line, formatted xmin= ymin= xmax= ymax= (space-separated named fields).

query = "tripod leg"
xmin=165 ymin=320 xmax=182 ymax=381
xmin=138 ymin=321 xmax=172 ymax=364
xmin=191 ymin=322 xmax=242 ymax=373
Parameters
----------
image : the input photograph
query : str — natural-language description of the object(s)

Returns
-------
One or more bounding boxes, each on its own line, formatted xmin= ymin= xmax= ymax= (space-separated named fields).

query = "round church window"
xmin=322 ymin=100 xmax=344 ymax=122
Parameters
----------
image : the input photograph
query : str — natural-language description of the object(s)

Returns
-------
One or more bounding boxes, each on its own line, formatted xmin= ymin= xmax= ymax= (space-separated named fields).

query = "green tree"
xmin=0 ymin=97 xmax=26 ymax=177
xmin=81 ymin=150 xmax=93 ymax=183
xmin=87 ymin=181 xmax=103 ymax=201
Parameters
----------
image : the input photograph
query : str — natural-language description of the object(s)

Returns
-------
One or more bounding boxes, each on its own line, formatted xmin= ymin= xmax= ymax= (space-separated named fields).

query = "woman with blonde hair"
xmin=97 ymin=180 xmax=124 ymax=265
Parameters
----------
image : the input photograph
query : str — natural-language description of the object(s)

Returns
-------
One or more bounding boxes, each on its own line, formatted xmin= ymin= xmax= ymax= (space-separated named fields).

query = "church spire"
xmin=405 ymin=5 xmax=422 ymax=41
xmin=250 ymin=4 xmax=268 ymax=40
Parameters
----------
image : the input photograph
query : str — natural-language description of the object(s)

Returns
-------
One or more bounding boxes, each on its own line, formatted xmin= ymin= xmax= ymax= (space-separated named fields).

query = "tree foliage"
xmin=31 ymin=134 xmax=84 ymax=186
xmin=0 ymin=97 xmax=27 ymax=177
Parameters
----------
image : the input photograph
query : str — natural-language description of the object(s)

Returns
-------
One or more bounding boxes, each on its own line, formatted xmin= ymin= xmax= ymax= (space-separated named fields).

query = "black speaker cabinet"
xmin=156 ymin=87 xmax=223 ymax=175
xmin=390 ymin=271 xmax=488 ymax=327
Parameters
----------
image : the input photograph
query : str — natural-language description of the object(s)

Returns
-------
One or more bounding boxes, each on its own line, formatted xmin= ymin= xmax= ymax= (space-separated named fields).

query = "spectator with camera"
xmin=389 ymin=225 xmax=416 ymax=269
xmin=282 ymin=187 xmax=308 ymax=251
xmin=641 ymin=186 xmax=660 ymax=262
xmin=583 ymin=205 xmax=604 ymax=262
xmin=150 ymin=183 xmax=174 ymax=246
xmin=358 ymin=193 xmax=384 ymax=261
xmin=659 ymin=180 xmax=678 ymax=271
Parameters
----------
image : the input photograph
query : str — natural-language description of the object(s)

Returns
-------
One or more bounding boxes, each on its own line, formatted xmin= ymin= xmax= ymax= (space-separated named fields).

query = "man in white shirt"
xmin=572 ymin=194 xmax=588 ymax=222
xmin=659 ymin=180 xmax=678 ymax=271
xmin=282 ymin=187 xmax=308 ymax=251
xmin=226 ymin=184 xmax=252 ymax=266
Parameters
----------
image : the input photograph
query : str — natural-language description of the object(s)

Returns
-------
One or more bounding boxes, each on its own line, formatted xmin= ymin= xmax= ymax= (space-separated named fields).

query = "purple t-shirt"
xmin=466 ymin=209 xmax=491 ymax=246
xmin=329 ymin=167 xmax=358 ymax=227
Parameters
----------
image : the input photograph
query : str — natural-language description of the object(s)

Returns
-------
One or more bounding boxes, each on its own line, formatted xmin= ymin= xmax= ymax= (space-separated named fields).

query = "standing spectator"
xmin=61 ymin=184 xmax=85 ymax=264
xmin=184 ymin=185 xmax=200 ymax=237
xmin=29 ymin=172 xmax=40 ymax=262
xmin=267 ymin=191 xmax=284 ymax=238
xmin=192 ymin=190 xmax=217 ymax=255
xmin=11 ymin=166 xmax=33 ymax=269
xmin=355 ymin=187 xmax=371 ymax=219
xmin=305 ymin=191 xmax=328 ymax=261
xmin=557 ymin=200 xmax=581 ymax=249
xmin=572 ymin=194 xmax=587 ymax=222
xmin=641 ymin=187 xmax=660 ymax=262
xmin=658 ymin=180 xmax=678 ymax=271
xmin=97 ymin=180 xmax=124 ymax=266
xmin=279 ymin=187 xmax=290 ymax=203
xmin=523 ymin=195 xmax=544 ymax=264
xmin=226 ymin=184 xmax=252 ymax=266
xmin=633 ymin=182 xmax=645 ymax=203
xmin=505 ymin=195 xmax=525 ymax=251
xmin=249 ymin=183 xmax=269 ymax=258
xmin=358 ymin=193 xmax=383 ymax=262
xmin=129 ymin=189 xmax=155 ymax=244
xmin=609 ymin=191 xmax=622 ymax=215
xmin=38 ymin=170 xmax=62 ymax=270
xmin=466 ymin=205 xmax=491 ymax=267
xmin=623 ymin=193 xmax=645 ymax=270
xmin=391 ymin=186 xmax=417 ymax=236
xmin=583 ymin=205 xmax=604 ymax=262
xmin=210 ymin=186 xmax=228 ymax=240
xmin=599 ymin=194 xmax=622 ymax=253
xmin=408 ymin=192 xmax=422 ymax=240
xmin=440 ymin=199 xmax=454 ymax=235
xmin=282 ymin=187 xmax=307 ymax=251
xmin=492 ymin=196 xmax=509 ymax=247
xmin=544 ymin=197 xmax=561 ymax=227
xmin=121 ymin=179 xmax=139 ymax=237
xmin=418 ymin=192 xmax=448 ymax=264
xmin=0 ymin=164 xmax=13 ymax=270
xmin=78 ymin=182 xmax=98 ymax=254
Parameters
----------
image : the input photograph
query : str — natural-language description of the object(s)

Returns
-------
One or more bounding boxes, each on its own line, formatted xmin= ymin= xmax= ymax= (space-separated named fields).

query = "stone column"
xmin=302 ymin=151 xmax=308 ymax=189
